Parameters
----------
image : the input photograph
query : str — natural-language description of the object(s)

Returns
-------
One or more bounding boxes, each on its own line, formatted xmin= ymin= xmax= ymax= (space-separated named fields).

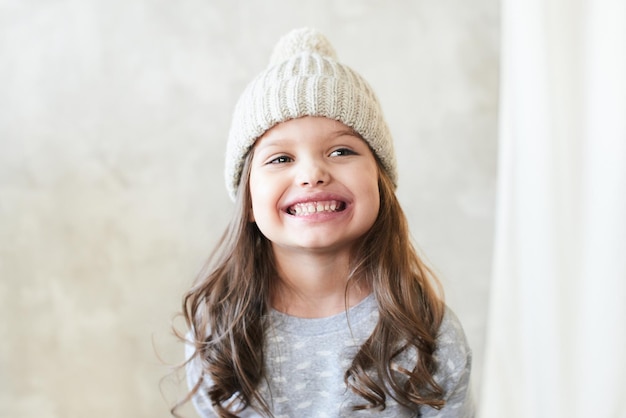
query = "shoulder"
xmin=427 ymin=306 xmax=475 ymax=416
xmin=437 ymin=307 xmax=471 ymax=354
xmin=434 ymin=306 xmax=472 ymax=375
xmin=389 ymin=305 xmax=474 ymax=417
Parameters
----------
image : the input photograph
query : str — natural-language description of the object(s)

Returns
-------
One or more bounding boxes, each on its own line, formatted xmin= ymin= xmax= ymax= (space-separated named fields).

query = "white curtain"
xmin=479 ymin=0 xmax=626 ymax=417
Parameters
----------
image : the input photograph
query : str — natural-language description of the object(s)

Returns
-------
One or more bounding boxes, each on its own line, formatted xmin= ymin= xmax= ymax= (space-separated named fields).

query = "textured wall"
xmin=0 ymin=1 xmax=498 ymax=416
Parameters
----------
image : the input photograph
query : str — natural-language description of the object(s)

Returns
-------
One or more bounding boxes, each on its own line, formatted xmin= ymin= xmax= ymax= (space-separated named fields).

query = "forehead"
xmin=254 ymin=116 xmax=362 ymax=148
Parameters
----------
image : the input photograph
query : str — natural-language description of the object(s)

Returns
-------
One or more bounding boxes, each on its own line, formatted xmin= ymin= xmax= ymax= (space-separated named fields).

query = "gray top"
xmin=186 ymin=294 xmax=474 ymax=417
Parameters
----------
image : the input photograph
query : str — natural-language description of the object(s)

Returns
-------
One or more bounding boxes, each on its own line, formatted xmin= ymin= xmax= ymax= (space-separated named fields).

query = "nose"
xmin=296 ymin=158 xmax=330 ymax=187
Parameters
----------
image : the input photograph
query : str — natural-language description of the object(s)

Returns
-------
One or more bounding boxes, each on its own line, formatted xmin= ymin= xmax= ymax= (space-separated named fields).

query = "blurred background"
xmin=2 ymin=0 xmax=498 ymax=417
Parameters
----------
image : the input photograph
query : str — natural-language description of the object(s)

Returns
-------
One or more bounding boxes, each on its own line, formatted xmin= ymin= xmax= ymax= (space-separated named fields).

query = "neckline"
xmin=268 ymin=293 xmax=377 ymax=336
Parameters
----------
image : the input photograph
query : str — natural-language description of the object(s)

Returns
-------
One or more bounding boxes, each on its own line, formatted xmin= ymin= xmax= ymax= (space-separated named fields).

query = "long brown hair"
xmin=174 ymin=149 xmax=445 ymax=417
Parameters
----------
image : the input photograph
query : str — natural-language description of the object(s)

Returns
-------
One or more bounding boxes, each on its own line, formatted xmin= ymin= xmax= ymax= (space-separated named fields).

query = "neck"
xmin=270 ymin=247 xmax=370 ymax=318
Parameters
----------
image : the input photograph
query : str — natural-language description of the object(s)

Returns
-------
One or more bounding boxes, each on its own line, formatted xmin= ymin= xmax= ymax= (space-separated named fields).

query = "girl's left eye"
xmin=330 ymin=148 xmax=356 ymax=157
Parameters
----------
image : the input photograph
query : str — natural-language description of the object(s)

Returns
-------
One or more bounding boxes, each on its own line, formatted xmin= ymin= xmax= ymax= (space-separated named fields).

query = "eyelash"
xmin=266 ymin=148 xmax=357 ymax=165
xmin=330 ymin=148 xmax=356 ymax=157
xmin=268 ymin=155 xmax=292 ymax=164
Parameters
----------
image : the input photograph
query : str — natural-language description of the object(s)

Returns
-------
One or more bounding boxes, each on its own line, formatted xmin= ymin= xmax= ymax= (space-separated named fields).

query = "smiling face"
xmin=249 ymin=116 xmax=380 ymax=257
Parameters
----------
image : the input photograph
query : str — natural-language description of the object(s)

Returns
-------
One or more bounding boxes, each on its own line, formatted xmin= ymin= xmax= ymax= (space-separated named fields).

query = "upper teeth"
xmin=290 ymin=200 xmax=341 ymax=215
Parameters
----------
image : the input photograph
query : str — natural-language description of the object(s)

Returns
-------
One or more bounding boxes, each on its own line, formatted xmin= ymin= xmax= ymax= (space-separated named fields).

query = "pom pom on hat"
xmin=224 ymin=28 xmax=397 ymax=201
xmin=268 ymin=27 xmax=338 ymax=65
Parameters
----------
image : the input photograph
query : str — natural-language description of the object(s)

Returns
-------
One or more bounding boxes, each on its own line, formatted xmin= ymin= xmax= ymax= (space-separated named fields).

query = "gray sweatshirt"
xmin=186 ymin=294 xmax=474 ymax=417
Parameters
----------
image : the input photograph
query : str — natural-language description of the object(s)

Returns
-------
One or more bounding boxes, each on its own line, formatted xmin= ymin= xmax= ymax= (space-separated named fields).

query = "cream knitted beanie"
xmin=225 ymin=28 xmax=397 ymax=201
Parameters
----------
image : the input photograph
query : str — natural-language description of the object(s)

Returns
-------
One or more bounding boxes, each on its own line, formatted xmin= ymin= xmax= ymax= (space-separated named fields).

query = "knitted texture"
xmin=225 ymin=28 xmax=397 ymax=201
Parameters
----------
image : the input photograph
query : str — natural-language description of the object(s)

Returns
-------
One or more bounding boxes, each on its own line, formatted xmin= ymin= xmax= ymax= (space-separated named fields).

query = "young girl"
xmin=178 ymin=28 xmax=474 ymax=418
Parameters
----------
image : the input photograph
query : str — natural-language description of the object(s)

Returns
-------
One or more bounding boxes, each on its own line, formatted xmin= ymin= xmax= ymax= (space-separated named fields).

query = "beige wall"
xmin=0 ymin=1 xmax=499 ymax=416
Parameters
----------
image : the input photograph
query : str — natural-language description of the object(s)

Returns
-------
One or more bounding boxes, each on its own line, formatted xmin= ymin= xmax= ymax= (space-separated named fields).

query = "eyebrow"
xmin=334 ymin=128 xmax=362 ymax=139
xmin=258 ymin=128 xmax=362 ymax=148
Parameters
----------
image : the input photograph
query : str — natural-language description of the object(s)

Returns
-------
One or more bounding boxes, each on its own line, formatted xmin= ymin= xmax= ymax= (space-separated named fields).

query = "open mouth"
xmin=286 ymin=200 xmax=347 ymax=216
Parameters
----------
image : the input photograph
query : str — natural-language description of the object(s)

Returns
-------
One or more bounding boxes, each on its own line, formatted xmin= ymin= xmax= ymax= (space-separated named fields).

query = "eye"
xmin=267 ymin=155 xmax=292 ymax=164
xmin=330 ymin=148 xmax=356 ymax=157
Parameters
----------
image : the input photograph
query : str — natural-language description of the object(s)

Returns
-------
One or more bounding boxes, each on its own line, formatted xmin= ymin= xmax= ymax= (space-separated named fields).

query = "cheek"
xmin=248 ymin=175 xmax=274 ymax=222
xmin=363 ymin=167 xmax=380 ymax=200
xmin=249 ymin=184 xmax=261 ymax=222
xmin=353 ymin=172 xmax=381 ymax=223
xmin=370 ymin=187 xmax=381 ymax=222
xmin=366 ymin=173 xmax=382 ymax=221
xmin=248 ymin=173 xmax=261 ymax=222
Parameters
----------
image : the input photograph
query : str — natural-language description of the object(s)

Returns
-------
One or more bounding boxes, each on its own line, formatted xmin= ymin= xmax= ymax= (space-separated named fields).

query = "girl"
xmin=177 ymin=28 xmax=474 ymax=418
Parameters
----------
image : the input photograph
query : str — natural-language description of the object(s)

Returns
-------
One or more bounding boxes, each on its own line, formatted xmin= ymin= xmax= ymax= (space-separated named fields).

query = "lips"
xmin=286 ymin=200 xmax=347 ymax=216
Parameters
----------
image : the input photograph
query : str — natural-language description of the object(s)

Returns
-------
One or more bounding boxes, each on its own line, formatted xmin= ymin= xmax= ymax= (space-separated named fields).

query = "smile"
xmin=287 ymin=200 xmax=346 ymax=216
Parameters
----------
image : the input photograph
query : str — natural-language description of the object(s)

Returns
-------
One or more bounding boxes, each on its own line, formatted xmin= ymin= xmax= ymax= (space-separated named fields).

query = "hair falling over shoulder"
xmin=173 ymin=153 xmax=446 ymax=417
xmin=172 ymin=153 xmax=274 ymax=417
xmin=344 ymin=166 xmax=446 ymax=411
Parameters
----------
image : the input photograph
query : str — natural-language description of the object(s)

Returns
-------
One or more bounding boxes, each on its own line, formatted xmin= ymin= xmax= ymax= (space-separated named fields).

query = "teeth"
xmin=289 ymin=200 xmax=343 ymax=216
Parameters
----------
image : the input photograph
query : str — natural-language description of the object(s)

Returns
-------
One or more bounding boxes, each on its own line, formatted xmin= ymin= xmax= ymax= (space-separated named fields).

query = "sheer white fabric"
xmin=480 ymin=0 xmax=626 ymax=417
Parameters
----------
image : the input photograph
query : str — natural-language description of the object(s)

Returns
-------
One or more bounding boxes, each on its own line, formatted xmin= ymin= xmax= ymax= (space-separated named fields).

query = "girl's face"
xmin=249 ymin=116 xmax=380 ymax=256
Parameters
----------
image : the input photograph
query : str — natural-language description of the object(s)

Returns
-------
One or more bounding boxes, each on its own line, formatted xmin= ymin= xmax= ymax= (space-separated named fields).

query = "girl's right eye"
xmin=268 ymin=155 xmax=292 ymax=164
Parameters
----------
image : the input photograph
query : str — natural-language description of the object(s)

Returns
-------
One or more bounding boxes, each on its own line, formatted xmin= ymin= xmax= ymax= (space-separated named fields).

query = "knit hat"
xmin=224 ymin=27 xmax=397 ymax=201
